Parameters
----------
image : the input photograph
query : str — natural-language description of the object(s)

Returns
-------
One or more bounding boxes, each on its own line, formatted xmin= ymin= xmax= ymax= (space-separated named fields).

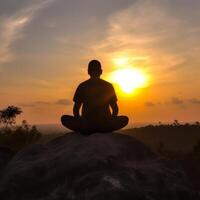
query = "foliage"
xmin=0 ymin=120 xmax=42 ymax=151
xmin=124 ymin=121 xmax=200 ymax=153
xmin=0 ymin=106 xmax=41 ymax=151
xmin=0 ymin=106 xmax=22 ymax=127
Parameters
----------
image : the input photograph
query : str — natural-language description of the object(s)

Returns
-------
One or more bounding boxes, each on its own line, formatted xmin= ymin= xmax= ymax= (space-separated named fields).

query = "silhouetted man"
xmin=61 ymin=60 xmax=129 ymax=134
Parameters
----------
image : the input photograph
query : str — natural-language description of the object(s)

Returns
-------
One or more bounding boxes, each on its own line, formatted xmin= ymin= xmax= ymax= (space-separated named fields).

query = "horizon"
xmin=30 ymin=120 xmax=200 ymax=129
xmin=0 ymin=0 xmax=200 ymax=125
xmin=32 ymin=120 xmax=200 ymax=135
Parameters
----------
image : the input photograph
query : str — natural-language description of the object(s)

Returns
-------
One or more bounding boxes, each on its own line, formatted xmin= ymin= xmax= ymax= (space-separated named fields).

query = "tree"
xmin=0 ymin=106 xmax=22 ymax=127
xmin=173 ymin=120 xmax=180 ymax=126
xmin=195 ymin=121 xmax=200 ymax=126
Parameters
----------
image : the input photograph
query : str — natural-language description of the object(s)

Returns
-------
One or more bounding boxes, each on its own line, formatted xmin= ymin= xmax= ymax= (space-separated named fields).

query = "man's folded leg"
xmin=61 ymin=115 xmax=129 ymax=134
xmin=61 ymin=115 xmax=94 ymax=134
xmin=61 ymin=115 xmax=82 ymax=132
xmin=93 ymin=116 xmax=129 ymax=133
xmin=110 ymin=115 xmax=129 ymax=131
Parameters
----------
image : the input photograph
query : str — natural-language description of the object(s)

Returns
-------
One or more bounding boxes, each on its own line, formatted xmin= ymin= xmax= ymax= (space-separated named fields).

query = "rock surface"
xmin=0 ymin=147 xmax=14 ymax=170
xmin=0 ymin=132 xmax=198 ymax=200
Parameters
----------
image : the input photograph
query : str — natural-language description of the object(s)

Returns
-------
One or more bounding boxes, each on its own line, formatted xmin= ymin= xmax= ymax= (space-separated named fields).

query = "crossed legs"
xmin=61 ymin=115 xmax=129 ymax=134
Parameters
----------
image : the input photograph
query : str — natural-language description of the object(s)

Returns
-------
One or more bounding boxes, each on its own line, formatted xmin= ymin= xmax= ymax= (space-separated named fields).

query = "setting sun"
xmin=108 ymin=68 xmax=149 ymax=94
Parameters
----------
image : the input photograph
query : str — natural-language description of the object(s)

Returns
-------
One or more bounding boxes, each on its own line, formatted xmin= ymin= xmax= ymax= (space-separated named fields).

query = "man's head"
xmin=88 ymin=60 xmax=102 ymax=78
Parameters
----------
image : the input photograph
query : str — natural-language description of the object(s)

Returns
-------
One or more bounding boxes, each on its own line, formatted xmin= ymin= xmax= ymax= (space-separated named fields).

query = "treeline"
xmin=126 ymin=120 xmax=200 ymax=135
xmin=0 ymin=106 xmax=42 ymax=151
xmin=124 ymin=120 xmax=200 ymax=154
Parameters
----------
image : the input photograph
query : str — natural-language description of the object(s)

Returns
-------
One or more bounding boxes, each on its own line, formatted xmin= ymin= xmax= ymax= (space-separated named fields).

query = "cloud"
xmin=145 ymin=97 xmax=200 ymax=107
xmin=55 ymin=99 xmax=72 ymax=106
xmin=0 ymin=16 xmax=29 ymax=63
xmin=0 ymin=0 xmax=55 ymax=64
xmin=171 ymin=97 xmax=184 ymax=105
xmin=144 ymin=97 xmax=185 ymax=107
xmin=21 ymin=98 xmax=72 ymax=107
xmin=189 ymin=98 xmax=200 ymax=104
xmin=91 ymin=0 xmax=200 ymax=80
xmin=35 ymin=101 xmax=52 ymax=105
xmin=34 ymin=79 xmax=55 ymax=88
xmin=145 ymin=102 xmax=155 ymax=107
xmin=20 ymin=101 xmax=51 ymax=107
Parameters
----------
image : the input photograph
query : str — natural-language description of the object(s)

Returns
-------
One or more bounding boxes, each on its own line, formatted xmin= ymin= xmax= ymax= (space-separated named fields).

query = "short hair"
xmin=88 ymin=60 xmax=102 ymax=76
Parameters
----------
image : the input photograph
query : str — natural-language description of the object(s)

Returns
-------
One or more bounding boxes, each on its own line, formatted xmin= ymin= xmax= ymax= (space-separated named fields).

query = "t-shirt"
xmin=73 ymin=78 xmax=117 ymax=119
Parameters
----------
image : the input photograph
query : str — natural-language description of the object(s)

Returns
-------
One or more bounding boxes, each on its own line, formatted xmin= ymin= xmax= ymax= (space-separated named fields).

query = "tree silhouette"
xmin=0 ymin=106 xmax=42 ymax=150
xmin=173 ymin=120 xmax=180 ymax=126
xmin=0 ymin=106 xmax=22 ymax=127
xmin=195 ymin=121 xmax=200 ymax=126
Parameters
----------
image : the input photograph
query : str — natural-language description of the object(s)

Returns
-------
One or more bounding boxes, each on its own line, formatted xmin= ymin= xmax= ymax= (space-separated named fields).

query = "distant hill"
xmin=123 ymin=124 xmax=200 ymax=153
xmin=36 ymin=124 xmax=68 ymax=135
xmin=36 ymin=122 xmax=155 ymax=135
xmin=36 ymin=123 xmax=200 ymax=153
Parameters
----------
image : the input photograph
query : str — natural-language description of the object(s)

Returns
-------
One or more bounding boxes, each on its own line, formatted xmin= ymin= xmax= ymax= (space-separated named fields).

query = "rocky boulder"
xmin=0 ymin=132 xmax=198 ymax=200
xmin=0 ymin=147 xmax=14 ymax=170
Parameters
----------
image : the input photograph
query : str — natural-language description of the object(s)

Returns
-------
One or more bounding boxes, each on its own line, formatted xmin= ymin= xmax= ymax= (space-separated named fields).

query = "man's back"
xmin=73 ymin=78 xmax=117 ymax=120
xmin=61 ymin=59 xmax=128 ymax=133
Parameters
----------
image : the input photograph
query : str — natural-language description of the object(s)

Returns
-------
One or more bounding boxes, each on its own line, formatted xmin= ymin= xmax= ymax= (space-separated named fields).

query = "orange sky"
xmin=0 ymin=0 xmax=200 ymax=125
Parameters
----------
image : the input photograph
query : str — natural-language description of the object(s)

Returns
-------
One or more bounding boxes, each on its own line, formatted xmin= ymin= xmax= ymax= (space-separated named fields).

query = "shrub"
xmin=0 ymin=121 xmax=42 ymax=151
xmin=0 ymin=106 xmax=22 ymax=127
xmin=0 ymin=106 xmax=42 ymax=151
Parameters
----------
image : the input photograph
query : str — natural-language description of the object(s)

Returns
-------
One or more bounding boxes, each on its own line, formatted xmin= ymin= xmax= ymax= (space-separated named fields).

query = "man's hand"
xmin=73 ymin=102 xmax=82 ymax=118
xmin=110 ymin=101 xmax=119 ymax=117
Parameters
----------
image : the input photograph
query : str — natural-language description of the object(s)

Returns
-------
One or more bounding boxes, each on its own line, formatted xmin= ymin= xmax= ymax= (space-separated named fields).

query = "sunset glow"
xmin=113 ymin=57 xmax=129 ymax=67
xmin=109 ymin=68 xmax=149 ymax=94
xmin=0 ymin=0 xmax=200 ymax=124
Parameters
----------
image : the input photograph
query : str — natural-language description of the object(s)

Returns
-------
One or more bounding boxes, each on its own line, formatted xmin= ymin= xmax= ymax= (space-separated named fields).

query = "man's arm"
xmin=110 ymin=101 xmax=119 ymax=117
xmin=73 ymin=84 xmax=83 ymax=117
xmin=109 ymin=84 xmax=118 ymax=116
xmin=73 ymin=102 xmax=82 ymax=117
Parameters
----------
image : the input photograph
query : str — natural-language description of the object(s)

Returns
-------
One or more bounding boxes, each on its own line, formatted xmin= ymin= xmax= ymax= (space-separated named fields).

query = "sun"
xmin=108 ymin=68 xmax=148 ymax=94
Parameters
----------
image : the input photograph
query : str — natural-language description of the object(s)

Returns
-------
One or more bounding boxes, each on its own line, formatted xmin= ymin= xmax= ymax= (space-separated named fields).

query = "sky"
xmin=0 ymin=0 xmax=200 ymax=125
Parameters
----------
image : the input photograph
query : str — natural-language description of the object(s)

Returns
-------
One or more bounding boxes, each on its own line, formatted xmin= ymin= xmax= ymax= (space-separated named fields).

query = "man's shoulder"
xmin=78 ymin=79 xmax=114 ymax=89
xmin=78 ymin=79 xmax=91 ymax=87
xmin=99 ymin=79 xmax=113 ymax=87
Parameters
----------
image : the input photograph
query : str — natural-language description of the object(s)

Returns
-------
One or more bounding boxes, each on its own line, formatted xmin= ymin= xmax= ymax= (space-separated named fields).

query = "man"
xmin=61 ymin=60 xmax=129 ymax=134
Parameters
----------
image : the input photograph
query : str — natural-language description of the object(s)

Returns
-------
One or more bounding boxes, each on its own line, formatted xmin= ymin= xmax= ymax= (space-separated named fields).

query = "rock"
xmin=0 ymin=132 xmax=198 ymax=200
xmin=0 ymin=146 xmax=14 ymax=170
